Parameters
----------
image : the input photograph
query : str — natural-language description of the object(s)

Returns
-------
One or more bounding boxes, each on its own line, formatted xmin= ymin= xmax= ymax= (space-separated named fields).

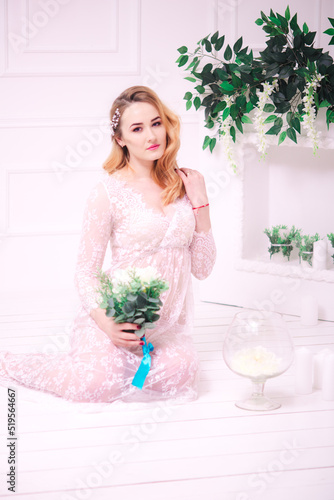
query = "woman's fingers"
xmin=121 ymin=322 xmax=142 ymax=331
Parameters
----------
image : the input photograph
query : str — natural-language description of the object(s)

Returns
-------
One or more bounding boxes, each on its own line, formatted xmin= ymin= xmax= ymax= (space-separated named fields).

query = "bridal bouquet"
xmin=94 ymin=266 xmax=169 ymax=389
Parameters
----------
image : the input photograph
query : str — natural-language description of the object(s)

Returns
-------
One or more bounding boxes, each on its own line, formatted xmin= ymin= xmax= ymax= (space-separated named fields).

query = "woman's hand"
xmin=175 ymin=167 xmax=209 ymax=207
xmin=90 ymin=307 xmax=144 ymax=348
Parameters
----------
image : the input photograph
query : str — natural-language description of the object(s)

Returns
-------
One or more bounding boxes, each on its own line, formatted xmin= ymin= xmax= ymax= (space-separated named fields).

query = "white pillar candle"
xmin=300 ymin=294 xmax=318 ymax=326
xmin=313 ymin=240 xmax=327 ymax=270
xmin=295 ymin=347 xmax=313 ymax=395
xmin=313 ymin=348 xmax=332 ymax=389
xmin=322 ymin=353 xmax=334 ymax=401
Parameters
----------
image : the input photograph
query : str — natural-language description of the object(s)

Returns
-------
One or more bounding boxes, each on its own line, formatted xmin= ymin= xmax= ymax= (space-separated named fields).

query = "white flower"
xmin=111 ymin=266 xmax=162 ymax=295
xmin=136 ymin=266 xmax=161 ymax=284
xmin=302 ymin=72 xmax=323 ymax=154
xmin=230 ymin=345 xmax=282 ymax=377
xmin=253 ymin=79 xmax=278 ymax=159
xmin=219 ymin=96 xmax=237 ymax=172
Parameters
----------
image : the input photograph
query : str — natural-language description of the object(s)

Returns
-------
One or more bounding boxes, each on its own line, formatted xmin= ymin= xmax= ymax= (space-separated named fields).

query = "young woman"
xmin=0 ymin=86 xmax=216 ymax=404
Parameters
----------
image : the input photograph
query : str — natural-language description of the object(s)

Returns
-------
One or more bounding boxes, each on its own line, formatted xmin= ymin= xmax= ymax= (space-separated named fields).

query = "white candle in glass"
xmin=313 ymin=240 xmax=327 ymax=270
xmin=322 ymin=353 xmax=334 ymax=401
xmin=313 ymin=348 xmax=332 ymax=389
xmin=300 ymin=294 xmax=318 ymax=326
xmin=295 ymin=347 xmax=313 ymax=395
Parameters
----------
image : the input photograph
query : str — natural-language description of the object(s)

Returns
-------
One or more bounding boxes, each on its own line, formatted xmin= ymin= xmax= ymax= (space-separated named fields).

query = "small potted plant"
xmin=327 ymin=233 xmax=334 ymax=264
xmin=264 ymin=225 xmax=300 ymax=262
xmin=295 ymin=232 xmax=320 ymax=267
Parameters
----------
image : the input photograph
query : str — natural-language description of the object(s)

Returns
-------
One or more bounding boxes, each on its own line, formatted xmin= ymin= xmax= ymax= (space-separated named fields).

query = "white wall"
xmin=0 ymin=0 xmax=215 ymax=301
xmin=1 ymin=0 xmax=333 ymax=319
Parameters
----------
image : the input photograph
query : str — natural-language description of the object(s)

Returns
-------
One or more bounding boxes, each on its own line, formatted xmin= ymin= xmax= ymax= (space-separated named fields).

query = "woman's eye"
xmin=153 ymin=121 xmax=161 ymax=127
xmin=133 ymin=127 xmax=141 ymax=132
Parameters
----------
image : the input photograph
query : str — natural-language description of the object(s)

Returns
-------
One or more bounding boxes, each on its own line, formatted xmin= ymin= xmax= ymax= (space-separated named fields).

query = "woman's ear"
xmin=116 ymin=138 xmax=124 ymax=148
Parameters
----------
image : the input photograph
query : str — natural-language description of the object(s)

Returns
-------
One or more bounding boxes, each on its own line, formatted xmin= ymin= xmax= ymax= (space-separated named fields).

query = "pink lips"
xmin=147 ymin=144 xmax=159 ymax=151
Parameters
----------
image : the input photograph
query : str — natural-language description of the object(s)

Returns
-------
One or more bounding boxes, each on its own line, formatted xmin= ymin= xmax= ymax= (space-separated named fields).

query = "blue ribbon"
xmin=131 ymin=336 xmax=154 ymax=389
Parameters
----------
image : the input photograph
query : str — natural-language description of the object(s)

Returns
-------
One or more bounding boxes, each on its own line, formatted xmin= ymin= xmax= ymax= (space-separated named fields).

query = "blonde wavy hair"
xmin=103 ymin=86 xmax=185 ymax=205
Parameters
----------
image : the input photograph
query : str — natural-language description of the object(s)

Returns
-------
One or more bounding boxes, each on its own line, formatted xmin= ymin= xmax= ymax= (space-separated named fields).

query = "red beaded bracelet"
xmin=192 ymin=203 xmax=209 ymax=215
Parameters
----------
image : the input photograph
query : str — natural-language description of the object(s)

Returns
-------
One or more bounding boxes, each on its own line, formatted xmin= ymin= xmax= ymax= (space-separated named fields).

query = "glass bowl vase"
xmin=223 ymin=310 xmax=294 ymax=411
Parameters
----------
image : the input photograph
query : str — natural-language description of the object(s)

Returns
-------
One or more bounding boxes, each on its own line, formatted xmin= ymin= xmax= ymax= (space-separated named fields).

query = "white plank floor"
xmin=0 ymin=292 xmax=334 ymax=500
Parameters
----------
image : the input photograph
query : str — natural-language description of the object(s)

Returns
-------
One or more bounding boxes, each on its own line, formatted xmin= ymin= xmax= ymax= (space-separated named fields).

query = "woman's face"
xmin=117 ymin=102 xmax=167 ymax=165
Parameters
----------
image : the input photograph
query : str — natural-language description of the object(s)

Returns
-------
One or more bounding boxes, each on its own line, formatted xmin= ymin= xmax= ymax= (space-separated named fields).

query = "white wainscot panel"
xmin=7 ymin=169 xmax=101 ymax=234
xmin=3 ymin=0 xmax=140 ymax=76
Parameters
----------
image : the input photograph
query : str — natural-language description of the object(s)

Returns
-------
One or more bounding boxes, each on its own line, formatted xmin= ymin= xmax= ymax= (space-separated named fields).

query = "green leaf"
xmin=184 ymin=91 xmax=192 ymax=100
xmin=303 ymin=22 xmax=309 ymax=34
xmin=287 ymin=127 xmax=297 ymax=143
xmin=266 ymin=124 xmax=281 ymax=135
xmin=205 ymin=119 xmax=215 ymax=129
xmin=285 ymin=6 xmax=290 ymax=21
xmin=186 ymin=100 xmax=192 ymax=111
xmin=264 ymin=115 xmax=277 ymax=124
xmin=231 ymin=73 xmax=242 ymax=88
xmin=215 ymin=68 xmax=229 ymax=81
xmin=195 ymin=85 xmax=205 ymax=94
xmin=134 ymin=317 xmax=145 ymax=324
xmin=213 ymin=101 xmax=227 ymax=113
xmin=329 ymin=17 xmax=334 ymax=28
xmin=123 ymin=302 xmax=135 ymax=314
xmin=209 ymin=138 xmax=216 ymax=152
xmin=292 ymin=116 xmax=301 ymax=133
xmin=235 ymin=117 xmax=243 ymax=133
xmin=184 ymin=76 xmax=196 ymax=82
xmin=177 ymin=46 xmax=188 ymax=54
xmin=203 ymin=63 xmax=213 ymax=74
xmin=222 ymin=107 xmax=230 ymax=120
xmin=274 ymin=117 xmax=283 ymax=129
xmin=178 ymin=55 xmax=189 ymax=67
xmin=287 ymin=111 xmax=293 ymax=126
xmin=220 ymin=81 xmax=234 ymax=91
xmin=230 ymin=103 xmax=238 ymax=120
xmin=211 ymin=31 xmax=219 ymax=44
xmin=203 ymin=135 xmax=211 ymax=150
xmin=230 ymin=126 xmax=236 ymax=142
xmin=241 ymin=115 xmax=252 ymax=124
xmin=263 ymin=103 xmax=275 ymax=112
xmin=324 ymin=28 xmax=334 ymax=36
xmin=278 ymin=131 xmax=287 ymax=145
xmin=261 ymin=10 xmax=269 ymax=22
xmin=319 ymin=99 xmax=330 ymax=108
xmin=233 ymin=36 xmax=243 ymax=53
xmin=304 ymin=31 xmax=316 ymax=45
xmin=290 ymin=13 xmax=299 ymax=33
xmin=269 ymin=16 xmax=282 ymax=27
xmin=194 ymin=96 xmax=201 ymax=110
xmin=246 ymin=101 xmax=254 ymax=113
xmin=255 ymin=18 xmax=264 ymax=26
xmin=215 ymin=35 xmax=225 ymax=51
xmin=224 ymin=44 xmax=232 ymax=61
xmin=204 ymin=39 xmax=212 ymax=52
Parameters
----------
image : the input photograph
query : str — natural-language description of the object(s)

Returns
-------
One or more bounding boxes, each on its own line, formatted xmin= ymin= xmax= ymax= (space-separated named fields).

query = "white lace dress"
xmin=0 ymin=170 xmax=216 ymax=404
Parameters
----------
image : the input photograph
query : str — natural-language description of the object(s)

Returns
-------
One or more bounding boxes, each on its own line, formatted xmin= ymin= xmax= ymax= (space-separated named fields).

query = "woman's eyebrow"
xmin=129 ymin=116 xmax=161 ymax=128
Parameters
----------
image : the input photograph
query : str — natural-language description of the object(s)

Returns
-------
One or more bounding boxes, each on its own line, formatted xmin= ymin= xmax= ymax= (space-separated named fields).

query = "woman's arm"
xmin=74 ymin=181 xmax=113 ymax=315
xmin=74 ymin=179 xmax=144 ymax=347
xmin=176 ymin=167 xmax=217 ymax=279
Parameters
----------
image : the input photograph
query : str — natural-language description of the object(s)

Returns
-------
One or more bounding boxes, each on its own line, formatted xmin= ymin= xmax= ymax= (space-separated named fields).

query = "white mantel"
xmin=199 ymin=114 xmax=334 ymax=321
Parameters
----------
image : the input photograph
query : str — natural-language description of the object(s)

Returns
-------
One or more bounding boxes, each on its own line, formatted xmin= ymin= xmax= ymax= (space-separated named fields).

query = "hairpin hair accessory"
xmin=110 ymin=108 xmax=121 ymax=137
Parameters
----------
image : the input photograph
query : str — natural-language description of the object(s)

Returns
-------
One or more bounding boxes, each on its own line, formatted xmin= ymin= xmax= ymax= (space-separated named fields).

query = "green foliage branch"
xmin=94 ymin=268 xmax=168 ymax=336
xmin=176 ymin=6 xmax=334 ymax=161
xmin=264 ymin=224 xmax=300 ymax=260
xmin=294 ymin=232 xmax=321 ymax=265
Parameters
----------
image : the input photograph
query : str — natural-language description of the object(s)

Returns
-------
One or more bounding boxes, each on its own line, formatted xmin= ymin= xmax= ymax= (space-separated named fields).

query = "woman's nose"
xmin=146 ymin=127 xmax=157 ymax=141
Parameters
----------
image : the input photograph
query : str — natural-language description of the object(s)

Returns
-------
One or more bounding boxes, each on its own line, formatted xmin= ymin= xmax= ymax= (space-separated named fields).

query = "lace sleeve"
xmin=190 ymin=227 xmax=217 ymax=280
xmin=74 ymin=180 xmax=113 ymax=314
